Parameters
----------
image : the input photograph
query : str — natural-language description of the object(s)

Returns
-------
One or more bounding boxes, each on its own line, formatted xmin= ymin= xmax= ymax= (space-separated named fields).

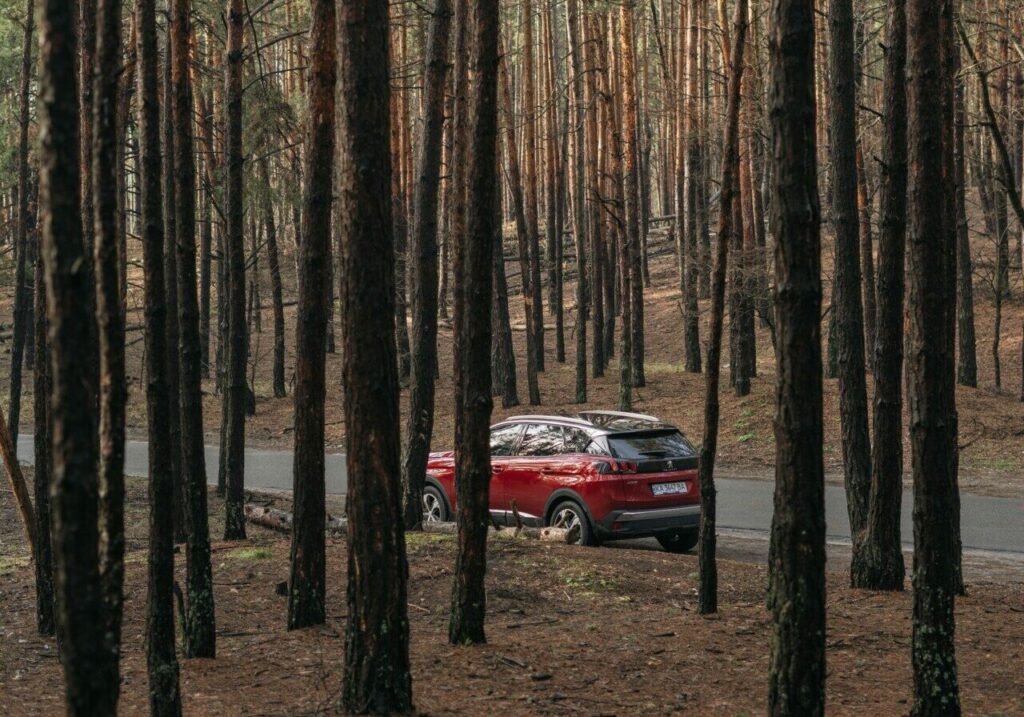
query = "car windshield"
xmin=606 ymin=430 xmax=696 ymax=460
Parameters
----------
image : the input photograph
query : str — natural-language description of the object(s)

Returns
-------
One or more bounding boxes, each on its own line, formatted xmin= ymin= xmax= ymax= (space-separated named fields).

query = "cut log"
xmin=0 ymin=403 xmax=35 ymax=556
xmin=243 ymin=503 xmax=579 ymax=544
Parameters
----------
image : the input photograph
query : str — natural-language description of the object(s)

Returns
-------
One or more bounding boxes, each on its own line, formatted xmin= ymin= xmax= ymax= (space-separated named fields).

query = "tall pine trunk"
xmin=828 ymin=0 xmax=872 ymax=570
xmin=403 ymin=0 xmax=452 ymax=529
xmin=288 ymin=0 xmax=335 ymax=630
xmin=94 ymin=0 xmax=126 ymax=685
xmin=173 ymin=0 xmax=216 ymax=657
xmin=338 ymin=0 xmax=413 ymax=709
xmin=38 ymin=0 xmax=117 ymax=710
xmin=766 ymin=0 xmax=826 ymax=712
xmin=448 ymin=0 xmax=498 ymax=648
xmin=852 ymin=0 xmax=907 ymax=592
xmin=222 ymin=0 xmax=248 ymax=540
xmin=137 ymin=2 xmax=183 ymax=712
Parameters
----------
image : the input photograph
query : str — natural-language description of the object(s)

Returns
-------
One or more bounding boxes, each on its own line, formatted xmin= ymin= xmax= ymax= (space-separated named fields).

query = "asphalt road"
xmin=16 ymin=436 xmax=1024 ymax=555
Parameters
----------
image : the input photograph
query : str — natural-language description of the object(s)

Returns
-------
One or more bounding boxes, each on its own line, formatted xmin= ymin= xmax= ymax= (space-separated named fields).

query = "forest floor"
xmin=8 ymin=226 xmax=1024 ymax=495
xmin=2 ymin=479 xmax=1024 ymax=716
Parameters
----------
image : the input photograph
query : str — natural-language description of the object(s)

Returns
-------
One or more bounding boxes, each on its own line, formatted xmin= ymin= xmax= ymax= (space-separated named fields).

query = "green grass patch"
xmin=405 ymin=531 xmax=452 ymax=548
xmin=0 ymin=555 xmax=31 ymax=577
xmin=227 ymin=547 xmax=273 ymax=561
xmin=562 ymin=570 xmax=618 ymax=596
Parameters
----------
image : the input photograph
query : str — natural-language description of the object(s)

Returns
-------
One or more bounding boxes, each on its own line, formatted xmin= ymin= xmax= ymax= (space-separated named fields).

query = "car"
xmin=423 ymin=411 xmax=701 ymax=553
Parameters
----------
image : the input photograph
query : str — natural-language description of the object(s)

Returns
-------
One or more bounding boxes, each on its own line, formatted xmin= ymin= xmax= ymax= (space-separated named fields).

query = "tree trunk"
xmin=681 ymin=0 xmax=703 ymax=373
xmin=567 ymin=0 xmax=588 ymax=402
xmin=288 ymin=0 xmax=335 ymax=631
xmin=699 ymin=0 xmax=747 ymax=617
xmin=162 ymin=32 xmax=185 ymax=544
xmin=766 ymin=0 xmax=826 ymax=713
xmin=621 ymin=4 xmax=645 ymax=388
xmin=498 ymin=43 xmax=541 ymax=405
xmin=258 ymin=162 xmax=287 ymax=399
xmin=403 ymin=0 xmax=452 ymax=530
xmin=337 ymin=0 xmax=413 ymax=709
xmin=906 ymin=0 xmax=962 ymax=711
xmin=38 ymin=0 xmax=117 ymax=710
xmin=33 ymin=242 xmax=55 ymax=637
xmin=7 ymin=0 xmax=36 ymax=446
xmin=222 ymin=0 xmax=248 ymax=540
xmin=955 ymin=75 xmax=977 ymax=388
xmin=828 ymin=0 xmax=872 ymax=571
xmin=851 ymin=0 xmax=906 ymax=592
xmin=137 ymin=2 xmax=184 ymax=711
xmin=94 ymin=0 xmax=126 ymax=681
xmin=172 ymin=0 xmax=216 ymax=658
xmin=492 ymin=197 xmax=520 ymax=407
xmin=448 ymin=0 xmax=498 ymax=647
xmin=522 ymin=0 xmax=545 ymax=374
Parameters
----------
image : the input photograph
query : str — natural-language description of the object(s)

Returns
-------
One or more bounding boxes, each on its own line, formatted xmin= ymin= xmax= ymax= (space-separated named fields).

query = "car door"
xmin=487 ymin=423 xmax=523 ymax=524
xmin=501 ymin=423 xmax=565 ymax=524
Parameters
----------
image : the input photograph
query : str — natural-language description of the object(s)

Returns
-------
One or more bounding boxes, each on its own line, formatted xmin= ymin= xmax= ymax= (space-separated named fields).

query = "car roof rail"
xmin=501 ymin=414 xmax=596 ymax=429
xmin=577 ymin=410 xmax=662 ymax=423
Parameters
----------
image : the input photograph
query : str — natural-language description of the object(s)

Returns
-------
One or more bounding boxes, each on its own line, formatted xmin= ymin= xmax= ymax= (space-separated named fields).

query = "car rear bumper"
xmin=595 ymin=504 xmax=701 ymax=539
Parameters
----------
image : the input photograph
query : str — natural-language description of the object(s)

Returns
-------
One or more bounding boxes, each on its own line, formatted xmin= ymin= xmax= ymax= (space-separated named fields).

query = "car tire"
xmin=548 ymin=500 xmax=597 ymax=547
xmin=422 ymin=485 xmax=449 ymax=524
xmin=657 ymin=529 xmax=699 ymax=554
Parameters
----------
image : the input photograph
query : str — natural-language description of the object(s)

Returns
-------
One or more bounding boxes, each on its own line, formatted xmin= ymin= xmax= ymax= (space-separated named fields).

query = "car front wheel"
xmin=657 ymin=529 xmax=699 ymax=554
xmin=549 ymin=500 xmax=596 ymax=546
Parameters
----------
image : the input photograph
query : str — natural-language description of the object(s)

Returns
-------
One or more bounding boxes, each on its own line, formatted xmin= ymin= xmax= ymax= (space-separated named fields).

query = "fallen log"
xmin=244 ymin=503 xmax=579 ymax=544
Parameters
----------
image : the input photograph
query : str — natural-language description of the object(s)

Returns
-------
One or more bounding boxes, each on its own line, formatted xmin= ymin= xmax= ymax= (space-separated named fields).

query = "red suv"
xmin=423 ymin=411 xmax=701 ymax=553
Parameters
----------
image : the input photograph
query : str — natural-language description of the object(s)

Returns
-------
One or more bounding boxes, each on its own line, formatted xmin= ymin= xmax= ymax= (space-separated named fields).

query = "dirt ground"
xmin=2 ymin=479 xmax=1023 ymax=716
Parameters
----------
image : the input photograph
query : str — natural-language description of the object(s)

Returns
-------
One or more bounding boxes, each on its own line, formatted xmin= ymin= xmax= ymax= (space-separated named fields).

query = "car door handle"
xmin=491 ymin=465 xmax=503 ymax=474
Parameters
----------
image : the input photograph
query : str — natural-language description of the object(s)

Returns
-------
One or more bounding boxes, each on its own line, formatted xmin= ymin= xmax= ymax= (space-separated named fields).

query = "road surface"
xmin=16 ymin=436 xmax=1024 ymax=555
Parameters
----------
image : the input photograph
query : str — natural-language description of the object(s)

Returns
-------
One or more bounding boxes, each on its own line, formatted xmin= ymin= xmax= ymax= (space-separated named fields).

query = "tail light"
xmin=597 ymin=460 xmax=638 ymax=475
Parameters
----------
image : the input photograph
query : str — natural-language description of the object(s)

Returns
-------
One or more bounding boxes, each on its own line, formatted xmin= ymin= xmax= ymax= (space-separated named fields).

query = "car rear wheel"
xmin=549 ymin=500 xmax=596 ymax=547
xmin=657 ymin=529 xmax=699 ymax=554
xmin=422 ymin=485 xmax=448 ymax=523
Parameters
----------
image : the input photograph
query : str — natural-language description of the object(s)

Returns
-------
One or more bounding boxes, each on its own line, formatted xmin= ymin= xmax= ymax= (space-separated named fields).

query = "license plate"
xmin=651 ymin=481 xmax=688 ymax=496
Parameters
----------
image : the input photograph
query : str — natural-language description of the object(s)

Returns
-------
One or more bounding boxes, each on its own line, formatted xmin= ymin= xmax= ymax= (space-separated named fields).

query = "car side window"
xmin=563 ymin=428 xmax=593 ymax=454
xmin=490 ymin=425 xmax=523 ymax=456
xmin=517 ymin=424 xmax=565 ymax=456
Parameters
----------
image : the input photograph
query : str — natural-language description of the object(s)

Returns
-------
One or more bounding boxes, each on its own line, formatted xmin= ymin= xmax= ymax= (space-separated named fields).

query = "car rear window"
xmin=606 ymin=430 xmax=696 ymax=460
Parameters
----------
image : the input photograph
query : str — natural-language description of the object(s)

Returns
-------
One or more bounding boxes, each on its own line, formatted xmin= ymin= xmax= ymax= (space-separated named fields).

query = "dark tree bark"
xmin=828 ymin=0 xmax=871 ymax=566
xmin=906 ymin=0 xmax=962 ymax=710
xmin=522 ymin=0 xmax=545 ymax=374
xmin=766 ymin=0 xmax=826 ymax=713
xmin=498 ymin=45 xmax=541 ymax=405
xmin=492 ymin=189 xmax=520 ymax=408
xmin=403 ymin=0 xmax=452 ymax=530
xmin=698 ymin=0 xmax=747 ymax=616
xmin=621 ymin=3 xmax=645 ymax=389
xmin=162 ymin=35 xmax=185 ymax=545
xmin=954 ymin=77 xmax=977 ymax=389
xmin=222 ymin=0 xmax=248 ymax=541
xmin=448 ymin=0 xmax=498 ymax=647
xmin=172 ymin=0 xmax=216 ymax=658
xmin=288 ymin=0 xmax=335 ymax=631
xmin=33 ymin=243 xmax=55 ymax=637
xmin=137 ymin=2 xmax=183 ymax=711
xmin=337 ymin=0 xmax=413 ymax=710
xmin=680 ymin=0 xmax=704 ymax=374
xmin=79 ymin=0 xmax=99 ymax=400
xmin=38 ymin=0 xmax=117 ymax=710
xmin=852 ymin=0 xmax=906 ymax=592
xmin=567 ymin=0 xmax=588 ymax=402
xmin=258 ymin=161 xmax=287 ymax=399
xmin=94 ymin=0 xmax=126 ymax=680
xmin=7 ymin=0 xmax=36 ymax=446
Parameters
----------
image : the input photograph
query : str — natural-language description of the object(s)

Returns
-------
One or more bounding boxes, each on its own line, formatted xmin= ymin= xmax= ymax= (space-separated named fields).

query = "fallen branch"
xmin=244 ymin=503 xmax=579 ymax=544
